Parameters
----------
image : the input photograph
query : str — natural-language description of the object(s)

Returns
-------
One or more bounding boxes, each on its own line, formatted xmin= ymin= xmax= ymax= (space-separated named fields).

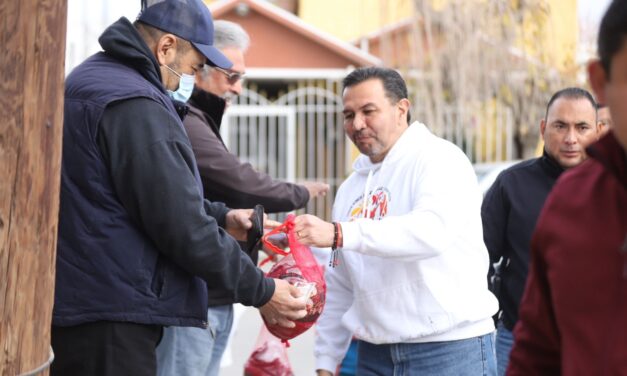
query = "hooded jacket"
xmin=509 ymin=132 xmax=627 ymax=375
xmin=481 ymin=151 xmax=564 ymax=330
xmin=55 ymin=18 xmax=273 ymax=328
xmin=184 ymin=89 xmax=309 ymax=213
xmin=315 ymin=122 xmax=498 ymax=372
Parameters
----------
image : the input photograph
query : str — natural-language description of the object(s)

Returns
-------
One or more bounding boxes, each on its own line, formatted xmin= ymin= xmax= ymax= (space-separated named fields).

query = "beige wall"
xmin=541 ymin=0 xmax=578 ymax=72
xmin=299 ymin=0 xmax=413 ymax=41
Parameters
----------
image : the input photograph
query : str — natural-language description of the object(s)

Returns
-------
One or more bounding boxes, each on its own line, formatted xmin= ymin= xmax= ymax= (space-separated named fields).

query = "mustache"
xmin=222 ymin=92 xmax=236 ymax=104
xmin=353 ymin=130 xmax=374 ymax=139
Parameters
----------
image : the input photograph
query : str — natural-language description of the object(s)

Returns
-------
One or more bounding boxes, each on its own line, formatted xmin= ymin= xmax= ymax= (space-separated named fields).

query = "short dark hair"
xmin=343 ymin=67 xmax=411 ymax=123
xmin=598 ymin=0 xmax=627 ymax=76
xmin=134 ymin=20 xmax=192 ymax=54
xmin=544 ymin=87 xmax=597 ymax=122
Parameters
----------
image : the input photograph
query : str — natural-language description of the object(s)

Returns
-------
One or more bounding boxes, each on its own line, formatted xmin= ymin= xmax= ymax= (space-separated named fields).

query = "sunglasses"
xmin=214 ymin=66 xmax=245 ymax=84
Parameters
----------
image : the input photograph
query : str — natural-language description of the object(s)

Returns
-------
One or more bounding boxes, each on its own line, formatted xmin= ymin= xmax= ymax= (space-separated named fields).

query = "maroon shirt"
xmin=508 ymin=132 xmax=627 ymax=375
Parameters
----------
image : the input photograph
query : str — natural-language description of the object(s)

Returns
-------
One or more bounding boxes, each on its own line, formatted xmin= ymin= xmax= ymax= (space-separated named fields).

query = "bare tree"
xmin=394 ymin=0 xmax=574 ymax=162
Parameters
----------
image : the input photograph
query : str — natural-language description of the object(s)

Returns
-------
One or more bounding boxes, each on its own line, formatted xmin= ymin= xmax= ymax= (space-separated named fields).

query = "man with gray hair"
xmin=156 ymin=20 xmax=329 ymax=376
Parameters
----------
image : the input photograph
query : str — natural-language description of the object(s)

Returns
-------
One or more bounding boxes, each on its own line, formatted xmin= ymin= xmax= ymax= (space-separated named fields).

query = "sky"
xmin=576 ymin=0 xmax=612 ymax=70
xmin=578 ymin=0 xmax=611 ymax=27
xmin=578 ymin=0 xmax=612 ymax=46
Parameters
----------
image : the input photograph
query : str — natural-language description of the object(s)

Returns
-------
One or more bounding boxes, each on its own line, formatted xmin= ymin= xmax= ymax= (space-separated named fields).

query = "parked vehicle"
xmin=474 ymin=160 xmax=521 ymax=196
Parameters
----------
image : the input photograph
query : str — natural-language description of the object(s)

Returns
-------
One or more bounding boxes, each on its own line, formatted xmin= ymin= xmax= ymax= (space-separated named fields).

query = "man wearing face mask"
xmin=52 ymin=1 xmax=307 ymax=375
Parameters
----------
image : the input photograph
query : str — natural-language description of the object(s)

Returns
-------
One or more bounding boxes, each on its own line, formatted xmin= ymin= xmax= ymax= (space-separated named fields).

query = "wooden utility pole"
xmin=0 ymin=0 xmax=67 ymax=374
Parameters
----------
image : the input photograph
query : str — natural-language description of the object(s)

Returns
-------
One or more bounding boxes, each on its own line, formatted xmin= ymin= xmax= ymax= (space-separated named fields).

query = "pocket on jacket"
xmin=352 ymin=279 xmax=453 ymax=340
xmin=151 ymin=256 xmax=166 ymax=298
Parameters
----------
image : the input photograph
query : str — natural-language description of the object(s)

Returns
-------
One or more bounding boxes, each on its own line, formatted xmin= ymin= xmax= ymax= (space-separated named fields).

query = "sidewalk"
xmin=220 ymin=305 xmax=316 ymax=375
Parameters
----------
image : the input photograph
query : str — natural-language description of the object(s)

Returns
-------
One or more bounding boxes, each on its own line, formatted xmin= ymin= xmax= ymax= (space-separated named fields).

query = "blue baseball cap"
xmin=137 ymin=0 xmax=232 ymax=69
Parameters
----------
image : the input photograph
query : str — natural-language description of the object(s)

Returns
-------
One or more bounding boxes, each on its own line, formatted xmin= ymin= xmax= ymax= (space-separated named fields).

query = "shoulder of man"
xmin=493 ymin=157 xmax=541 ymax=184
xmin=100 ymin=97 xmax=193 ymax=163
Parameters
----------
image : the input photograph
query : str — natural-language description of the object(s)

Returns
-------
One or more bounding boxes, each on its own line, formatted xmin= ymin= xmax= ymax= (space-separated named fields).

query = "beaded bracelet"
xmin=329 ymin=222 xmax=342 ymax=268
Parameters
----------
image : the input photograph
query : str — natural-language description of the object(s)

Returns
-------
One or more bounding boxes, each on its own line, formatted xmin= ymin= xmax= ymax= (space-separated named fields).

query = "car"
xmin=474 ymin=160 xmax=521 ymax=196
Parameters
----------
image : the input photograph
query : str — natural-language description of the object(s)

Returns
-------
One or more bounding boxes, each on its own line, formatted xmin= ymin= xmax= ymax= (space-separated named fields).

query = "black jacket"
xmin=55 ymin=18 xmax=273 ymax=328
xmin=185 ymin=89 xmax=309 ymax=213
xmin=481 ymin=151 xmax=563 ymax=330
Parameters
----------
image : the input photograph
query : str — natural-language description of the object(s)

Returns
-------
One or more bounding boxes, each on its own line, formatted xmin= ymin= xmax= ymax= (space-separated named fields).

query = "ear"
xmin=155 ymin=34 xmax=178 ymax=66
xmin=397 ymin=98 xmax=410 ymax=124
xmin=540 ymin=118 xmax=547 ymax=138
xmin=588 ymin=60 xmax=608 ymax=105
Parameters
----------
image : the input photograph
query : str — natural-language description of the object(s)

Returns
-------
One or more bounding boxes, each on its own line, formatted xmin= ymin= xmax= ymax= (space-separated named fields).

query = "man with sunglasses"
xmin=156 ymin=20 xmax=329 ymax=376
xmin=185 ymin=20 xmax=328 ymax=212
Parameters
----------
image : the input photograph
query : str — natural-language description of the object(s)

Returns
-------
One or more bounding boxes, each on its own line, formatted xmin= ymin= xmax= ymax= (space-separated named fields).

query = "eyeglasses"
xmin=214 ymin=66 xmax=245 ymax=84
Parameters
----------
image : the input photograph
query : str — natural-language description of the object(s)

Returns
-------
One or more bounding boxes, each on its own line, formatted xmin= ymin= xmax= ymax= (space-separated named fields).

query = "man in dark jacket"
xmin=481 ymin=87 xmax=599 ymax=375
xmin=184 ymin=21 xmax=329 ymax=214
xmin=508 ymin=2 xmax=627 ymax=372
xmin=52 ymin=2 xmax=306 ymax=375
xmin=155 ymin=20 xmax=329 ymax=376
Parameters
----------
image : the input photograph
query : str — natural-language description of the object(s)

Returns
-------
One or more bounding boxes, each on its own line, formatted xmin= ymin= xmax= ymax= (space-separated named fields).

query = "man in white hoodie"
xmin=294 ymin=67 xmax=498 ymax=375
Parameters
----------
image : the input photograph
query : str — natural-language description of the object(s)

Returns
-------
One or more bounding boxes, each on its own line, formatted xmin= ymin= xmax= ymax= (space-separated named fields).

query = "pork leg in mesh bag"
xmin=244 ymin=324 xmax=293 ymax=376
xmin=261 ymin=214 xmax=326 ymax=340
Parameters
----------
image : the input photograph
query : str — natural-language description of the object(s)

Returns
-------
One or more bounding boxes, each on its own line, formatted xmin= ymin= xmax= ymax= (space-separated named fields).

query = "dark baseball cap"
xmin=137 ymin=0 xmax=232 ymax=69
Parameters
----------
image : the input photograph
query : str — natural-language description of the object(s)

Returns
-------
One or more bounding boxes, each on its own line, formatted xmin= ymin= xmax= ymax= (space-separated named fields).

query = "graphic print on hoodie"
xmin=348 ymin=187 xmax=391 ymax=220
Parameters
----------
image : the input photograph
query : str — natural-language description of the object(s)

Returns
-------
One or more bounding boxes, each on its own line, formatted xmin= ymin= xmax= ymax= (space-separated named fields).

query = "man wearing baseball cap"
xmin=51 ymin=1 xmax=307 ymax=375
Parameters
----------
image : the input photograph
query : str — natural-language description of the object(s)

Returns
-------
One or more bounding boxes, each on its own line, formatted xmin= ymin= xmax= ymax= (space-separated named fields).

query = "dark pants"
xmin=51 ymin=321 xmax=162 ymax=376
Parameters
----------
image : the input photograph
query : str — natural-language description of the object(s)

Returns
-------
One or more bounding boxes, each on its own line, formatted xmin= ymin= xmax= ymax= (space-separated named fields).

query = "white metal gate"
xmin=221 ymin=86 xmax=347 ymax=221
xmin=222 ymin=105 xmax=296 ymax=183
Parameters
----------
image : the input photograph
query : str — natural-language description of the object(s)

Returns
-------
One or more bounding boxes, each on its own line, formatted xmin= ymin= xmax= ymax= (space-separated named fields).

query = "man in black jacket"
xmin=53 ymin=2 xmax=306 ymax=375
xmin=156 ymin=20 xmax=329 ymax=376
xmin=481 ymin=87 xmax=600 ymax=375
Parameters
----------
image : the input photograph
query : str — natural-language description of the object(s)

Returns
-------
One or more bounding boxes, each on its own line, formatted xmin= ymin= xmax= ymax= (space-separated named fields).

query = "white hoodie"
xmin=315 ymin=122 xmax=498 ymax=372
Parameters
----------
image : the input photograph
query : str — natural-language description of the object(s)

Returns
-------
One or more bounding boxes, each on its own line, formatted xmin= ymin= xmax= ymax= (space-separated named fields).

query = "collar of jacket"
xmin=587 ymin=131 xmax=627 ymax=189
xmin=540 ymin=149 xmax=565 ymax=179
xmin=171 ymin=99 xmax=189 ymax=121
xmin=188 ymin=88 xmax=227 ymax=133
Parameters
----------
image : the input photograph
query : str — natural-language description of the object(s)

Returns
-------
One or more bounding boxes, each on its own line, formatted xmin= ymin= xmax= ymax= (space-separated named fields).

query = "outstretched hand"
xmin=301 ymin=181 xmax=330 ymax=200
xmin=292 ymin=214 xmax=335 ymax=248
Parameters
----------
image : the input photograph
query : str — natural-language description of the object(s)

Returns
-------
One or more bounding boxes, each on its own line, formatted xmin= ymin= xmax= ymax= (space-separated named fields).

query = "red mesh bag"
xmin=260 ymin=214 xmax=326 ymax=341
xmin=244 ymin=324 xmax=293 ymax=376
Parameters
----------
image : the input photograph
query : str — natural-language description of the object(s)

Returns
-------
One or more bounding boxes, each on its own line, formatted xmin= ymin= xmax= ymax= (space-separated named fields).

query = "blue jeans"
xmin=156 ymin=305 xmax=233 ymax=376
xmin=495 ymin=322 xmax=514 ymax=376
xmin=357 ymin=333 xmax=496 ymax=376
xmin=339 ymin=339 xmax=360 ymax=375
